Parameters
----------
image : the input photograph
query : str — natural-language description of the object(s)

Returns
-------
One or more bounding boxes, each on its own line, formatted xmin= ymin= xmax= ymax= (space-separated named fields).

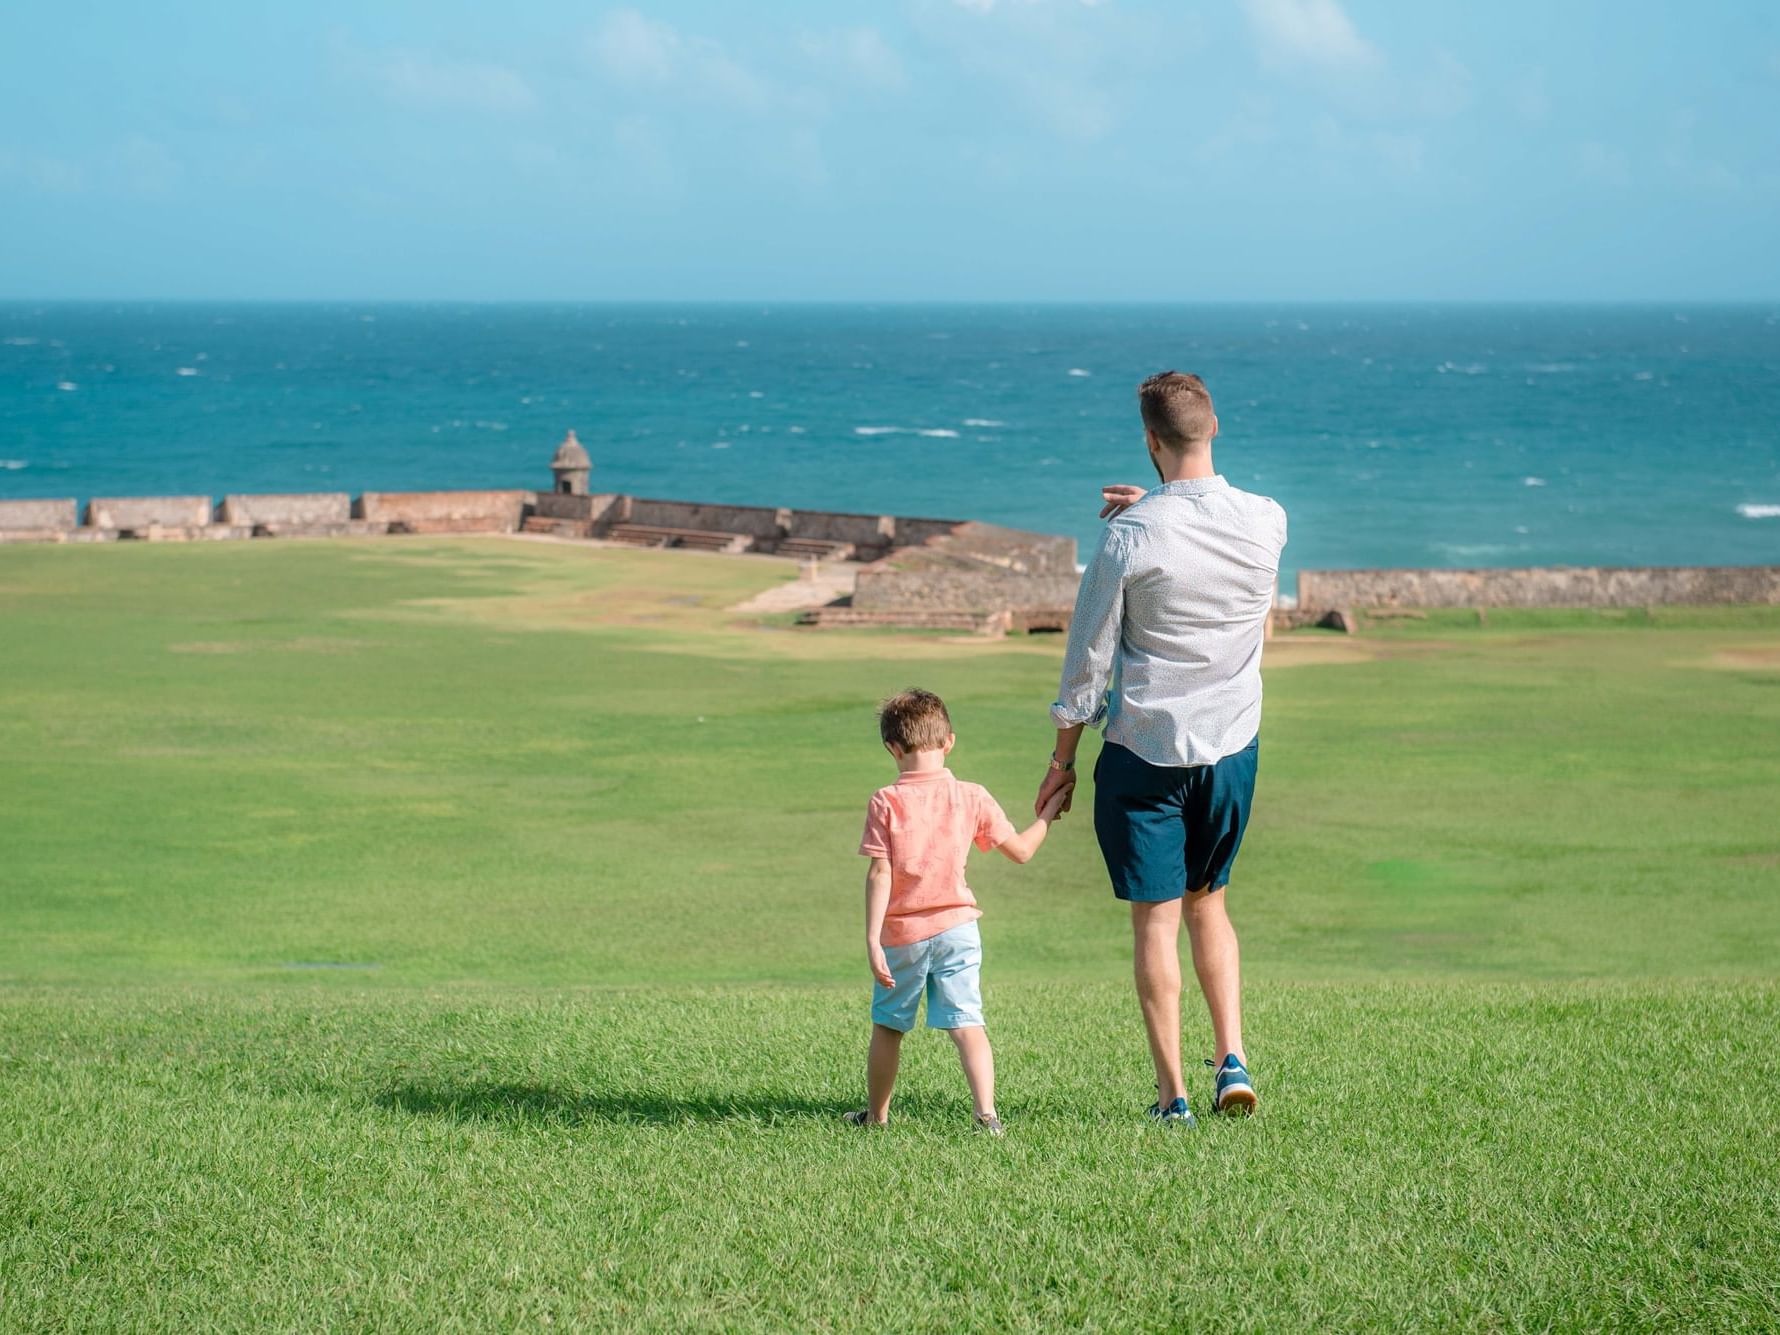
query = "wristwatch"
xmin=1048 ymin=752 xmax=1075 ymax=773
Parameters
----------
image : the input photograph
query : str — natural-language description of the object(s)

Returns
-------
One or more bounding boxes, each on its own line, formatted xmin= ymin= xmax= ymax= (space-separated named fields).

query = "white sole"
xmin=1216 ymin=1086 xmax=1257 ymax=1115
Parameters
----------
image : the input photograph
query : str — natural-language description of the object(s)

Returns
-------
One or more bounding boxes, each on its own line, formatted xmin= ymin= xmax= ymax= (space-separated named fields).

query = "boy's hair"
xmin=1138 ymin=370 xmax=1216 ymax=451
xmin=878 ymin=688 xmax=952 ymax=752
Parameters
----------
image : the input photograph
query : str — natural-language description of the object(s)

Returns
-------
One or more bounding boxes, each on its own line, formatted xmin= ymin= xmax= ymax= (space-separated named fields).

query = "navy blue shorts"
xmin=1093 ymin=737 xmax=1259 ymax=901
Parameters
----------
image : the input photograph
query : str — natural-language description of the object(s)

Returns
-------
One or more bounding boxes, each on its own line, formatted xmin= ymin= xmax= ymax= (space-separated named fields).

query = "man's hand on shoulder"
xmin=1099 ymin=484 xmax=1146 ymax=520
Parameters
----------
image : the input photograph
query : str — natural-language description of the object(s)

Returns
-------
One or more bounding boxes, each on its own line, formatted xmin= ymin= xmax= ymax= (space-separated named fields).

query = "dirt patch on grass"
xmin=169 ymin=641 xmax=251 ymax=654
xmin=1711 ymin=646 xmax=1780 ymax=670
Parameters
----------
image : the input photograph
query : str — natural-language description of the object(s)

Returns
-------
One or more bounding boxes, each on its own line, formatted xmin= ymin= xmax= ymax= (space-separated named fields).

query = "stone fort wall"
xmin=1299 ymin=565 xmax=1780 ymax=610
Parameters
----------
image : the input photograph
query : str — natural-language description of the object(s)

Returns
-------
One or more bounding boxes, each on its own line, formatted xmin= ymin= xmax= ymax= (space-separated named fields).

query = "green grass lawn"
xmin=3 ymin=538 xmax=1778 ymax=1329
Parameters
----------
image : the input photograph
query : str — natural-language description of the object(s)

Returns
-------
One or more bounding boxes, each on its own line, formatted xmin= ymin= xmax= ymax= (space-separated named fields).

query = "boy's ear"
xmin=885 ymin=740 xmax=903 ymax=759
xmin=943 ymin=733 xmax=957 ymax=754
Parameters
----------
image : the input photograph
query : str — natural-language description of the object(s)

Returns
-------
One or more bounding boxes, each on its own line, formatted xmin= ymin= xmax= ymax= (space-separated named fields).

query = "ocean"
xmin=3 ymin=302 xmax=1777 ymax=590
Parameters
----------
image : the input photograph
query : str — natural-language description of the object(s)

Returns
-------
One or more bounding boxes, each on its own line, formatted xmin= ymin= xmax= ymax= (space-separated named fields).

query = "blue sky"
xmin=3 ymin=0 xmax=1778 ymax=301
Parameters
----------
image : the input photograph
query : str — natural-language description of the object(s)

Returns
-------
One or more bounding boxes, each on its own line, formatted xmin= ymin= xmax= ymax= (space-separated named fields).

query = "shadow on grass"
xmin=377 ymin=1081 xmax=853 ymax=1127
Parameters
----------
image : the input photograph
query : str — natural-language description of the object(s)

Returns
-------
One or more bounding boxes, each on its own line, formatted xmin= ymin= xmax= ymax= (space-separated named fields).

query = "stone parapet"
xmin=0 ymin=498 xmax=78 ymax=531
xmin=355 ymin=490 xmax=529 ymax=533
xmin=218 ymin=493 xmax=352 ymax=527
xmin=1298 ymin=565 xmax=1780 ymax=609
xmin=86 ymin=496 xmax=212 ymax=529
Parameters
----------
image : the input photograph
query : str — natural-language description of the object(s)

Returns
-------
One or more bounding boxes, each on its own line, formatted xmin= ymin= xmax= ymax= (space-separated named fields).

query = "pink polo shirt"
xmin=858 ymin=768 xmax=1017 ymax=947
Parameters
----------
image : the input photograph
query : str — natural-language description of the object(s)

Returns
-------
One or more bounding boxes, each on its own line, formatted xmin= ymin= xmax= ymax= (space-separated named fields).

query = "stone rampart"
xmin=1298 ymin=565 xmax=1780 ymax=609
xmin=355 ymin=490 xmax=529 ymax=533
xmin=854 ymin=566 xmax=1081 ymax=613
xmin=624 ymin=498 xmax=787 ymax=540
xmin=218 ymin=493 xmax=352 ymax=528
xmin=0 ymin=498 xmax=77 ymax=531
xmin=530 ymin=491 xmax=622 ymax=523
xmin=86 ymin=496 xmax=212 ymax=530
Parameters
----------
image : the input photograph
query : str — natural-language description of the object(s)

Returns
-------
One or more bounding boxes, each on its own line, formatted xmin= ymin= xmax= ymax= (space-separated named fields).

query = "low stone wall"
xmin=1299 ymin=565 xmax=1780 ymax=609
xmin=625 ymin=498 xmax=787 ymax=540
xmin=854 ymin=566 xmax=1082 ymax=613
xmin=86 ymin=496 xmax=212 ymax=530
xmin=0 ymin=498 xmax=77 ymax=531
xmin=530 ymin=491 xmax=621 ymax=523
xmin=218 ymin=492 xmax=352 ymax=527
xmin=355 ymin=490 xmax=529 ymax=533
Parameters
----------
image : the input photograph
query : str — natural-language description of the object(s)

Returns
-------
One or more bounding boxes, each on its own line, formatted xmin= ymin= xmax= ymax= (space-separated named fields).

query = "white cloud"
xmin=0 ymin=148 xmax=87 ymax=194
xmin=1511 ymin=67 xmax=1550 ymax=125
xmin=112 ymin=135 xmax=181 ymax=197
xmin=374 ymin=49 xmax=537 ymax=113
xmin=587 ymin=9 xmax=788 ymax=113
xmin=913 ymin=0 xmax=1151 ymax=143
xmin=800 ymin=27 xmax=905 ymax=91
xmin=590 ymin=10 xmax=680 ymax=83
xmin=1242 ymin=0 xmax=1381 ymax=75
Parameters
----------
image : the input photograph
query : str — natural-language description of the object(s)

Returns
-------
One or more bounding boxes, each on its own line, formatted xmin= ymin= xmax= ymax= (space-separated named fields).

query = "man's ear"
xmin=1144 ymin=428 xmax=1162 ymax=457
xmin=1209 ymin=414 xmax=1220 ymax=443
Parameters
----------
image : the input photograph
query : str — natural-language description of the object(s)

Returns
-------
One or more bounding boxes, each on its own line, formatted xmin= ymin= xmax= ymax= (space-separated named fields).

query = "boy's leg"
xmin=866 ymin=1024 xmax=904 ymax=1123
xmin=948 ymin=1026 xmax=996 ymax=1120
xmin=1183 ymin=887 xmax=1246 ymax=1068
xmin=1132 ymin=898 xmax=1187 ymax=1103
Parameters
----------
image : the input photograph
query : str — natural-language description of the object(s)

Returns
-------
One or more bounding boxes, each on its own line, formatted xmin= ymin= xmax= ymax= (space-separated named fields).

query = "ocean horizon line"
xmin=5 ymin=296 xmax=1780 ymax=311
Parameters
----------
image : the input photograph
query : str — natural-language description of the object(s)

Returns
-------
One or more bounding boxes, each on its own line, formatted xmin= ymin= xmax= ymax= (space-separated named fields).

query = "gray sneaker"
xmin=974 ymin=1113 xmax=1005 ymax=1136
xmin=842 ymin=1110 xmax=886 ymax=1128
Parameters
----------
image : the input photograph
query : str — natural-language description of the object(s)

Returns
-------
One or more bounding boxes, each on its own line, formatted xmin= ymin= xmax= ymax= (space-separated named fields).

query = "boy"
xmin=845 ymin=688 xmax=1068 ymax=1135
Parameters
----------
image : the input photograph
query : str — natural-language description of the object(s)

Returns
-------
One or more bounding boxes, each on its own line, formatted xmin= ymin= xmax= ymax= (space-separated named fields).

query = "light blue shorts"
xmin=872 ymin=920 xmax=985 ymax=1032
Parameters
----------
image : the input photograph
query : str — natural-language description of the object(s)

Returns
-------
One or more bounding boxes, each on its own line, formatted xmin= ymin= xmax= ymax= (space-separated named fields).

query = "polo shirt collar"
xmin=895 ymin=767 xmax=952 ymax=785
xmin=1151 ymin=475 xmax=1228 ymax=498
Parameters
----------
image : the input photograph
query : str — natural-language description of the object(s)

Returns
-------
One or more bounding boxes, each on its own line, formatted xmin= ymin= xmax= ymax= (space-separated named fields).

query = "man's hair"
xmin=1138 ymin=371 xmax=1216 ymax=451
xmin=878 ymin=688 xmax=952 ymax=752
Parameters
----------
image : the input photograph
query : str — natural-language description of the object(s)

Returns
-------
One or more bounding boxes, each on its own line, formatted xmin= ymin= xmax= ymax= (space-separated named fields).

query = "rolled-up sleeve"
xmin=1050 ymin=525 xmax=1129 ymax=729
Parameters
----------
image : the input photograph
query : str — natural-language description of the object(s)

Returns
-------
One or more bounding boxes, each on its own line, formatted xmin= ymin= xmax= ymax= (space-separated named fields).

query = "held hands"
xmin=1098 ymin=484 xmax=1146 ymax=520
xmin=1035 ymin=764 xmax=1076 ymax=819
xmin=868 ymin=942 xmax=895 ymax=989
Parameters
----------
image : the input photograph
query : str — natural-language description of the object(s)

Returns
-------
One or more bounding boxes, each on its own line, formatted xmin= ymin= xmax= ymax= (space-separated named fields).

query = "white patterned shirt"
xmin=1051 ymin=476 xmax=1287 ymax=767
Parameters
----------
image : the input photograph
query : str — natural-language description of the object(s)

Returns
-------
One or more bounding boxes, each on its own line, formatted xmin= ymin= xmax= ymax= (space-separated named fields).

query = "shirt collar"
xmin=1150 ymin=475 xmax=1229 ymax=498
xmin=895 ymin=766 xmax=952 ymax=785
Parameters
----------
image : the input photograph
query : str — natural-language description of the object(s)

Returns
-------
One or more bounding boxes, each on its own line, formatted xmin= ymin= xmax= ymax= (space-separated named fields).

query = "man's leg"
xmin=1132 ymin=899 xmax=1187 ymax=1103
xmin=866 ymin=1023 xmax=903 ymax=1123
xmin=948 ymin=1026 xmax=996 ymax=1120
xmin=1183 ymin=886 xmax=1246 ymax=1067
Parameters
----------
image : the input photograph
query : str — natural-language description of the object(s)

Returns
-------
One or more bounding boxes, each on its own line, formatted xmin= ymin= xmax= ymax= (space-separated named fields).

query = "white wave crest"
xmin=1067 ymin=368 xmax=1091 ymax=377
xmin=1737 ymin=503 xmax=1780 ymax=520
xmin=3 ymin=337 xmax=39 ymax=346
xmin=963 ymin=418 xmax=1005 ymax=427
xmin=0 ymin=458 xmax=27 ymax=470
xmin=175 ymin=366 xmax=200 ymax=376
xmin=1437 ymin=361 xmax=1488 ymax=375
xmin=1523 ymin=477 xmax=1546 ymax=487
xmin=918 ymin=428 xmax=959 ymax=438
xmin=854 ymin=426 xmax=901 ymax=436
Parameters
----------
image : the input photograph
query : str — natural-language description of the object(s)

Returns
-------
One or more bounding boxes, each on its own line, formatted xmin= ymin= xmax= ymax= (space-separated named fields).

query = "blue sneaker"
xmin=1146 ymin=1095 xmax=1196 ymax=1128
xmin=1207 ymin=1054 xmax=1257 ymax=1115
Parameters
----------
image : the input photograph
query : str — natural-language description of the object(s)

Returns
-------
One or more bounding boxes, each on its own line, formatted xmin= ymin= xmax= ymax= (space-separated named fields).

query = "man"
xmin=1037 ymin=371 xmax=1286 ymax=1127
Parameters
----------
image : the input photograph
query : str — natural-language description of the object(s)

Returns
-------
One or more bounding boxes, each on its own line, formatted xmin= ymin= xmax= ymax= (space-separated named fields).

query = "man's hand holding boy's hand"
xmin=1035 ymin=765 xmax=1075 ymax=818
xmin=868 ymin=943 xmax=895 ymax=989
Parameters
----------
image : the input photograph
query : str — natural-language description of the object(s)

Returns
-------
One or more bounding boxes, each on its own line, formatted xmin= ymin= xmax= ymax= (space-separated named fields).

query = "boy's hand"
xmin=868 ymin=943 xmax=895 ymax=989
xmin=1035 ymin=765 xmax=1075 ymax=818
xmin=1099 ymin=484 xmax=1146 ymax=519
xmin=1040 ymin=786 xmax=1070 ymax=822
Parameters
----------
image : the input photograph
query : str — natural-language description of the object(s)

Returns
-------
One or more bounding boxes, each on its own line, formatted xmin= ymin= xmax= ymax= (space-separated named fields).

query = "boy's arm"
xmin=864 ymin=857 xmax=894 ymax=987
xmin=996 ymin=787 xmax=1069 ymax=864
